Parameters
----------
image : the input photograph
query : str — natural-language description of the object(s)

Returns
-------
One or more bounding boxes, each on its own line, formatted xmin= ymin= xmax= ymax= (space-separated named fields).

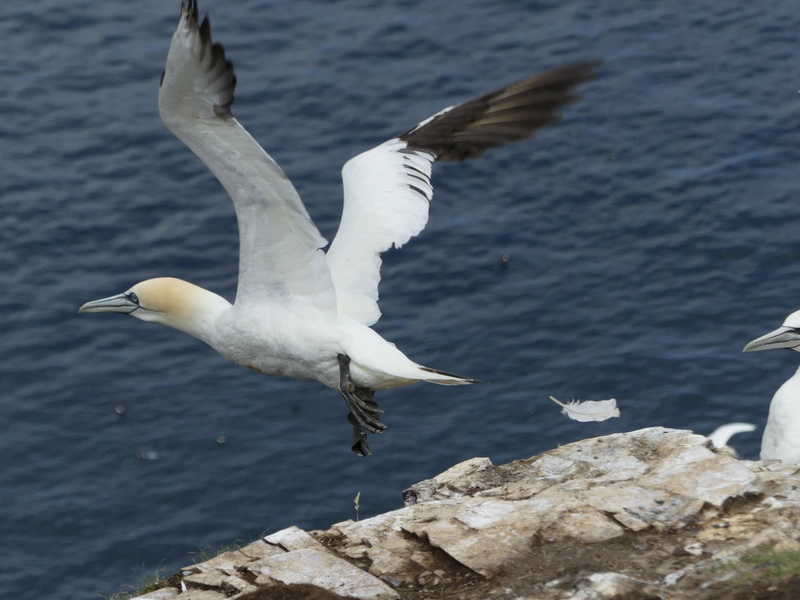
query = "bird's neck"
xmin=137 ymin=279 xmax=232 ymax=345
xmin=174 ymin=289 xmax=232 ymax=344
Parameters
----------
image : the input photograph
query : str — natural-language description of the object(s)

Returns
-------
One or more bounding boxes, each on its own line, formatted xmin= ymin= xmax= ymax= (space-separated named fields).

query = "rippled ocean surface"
xmin=2 ymin=0 xmax=799 ymax=596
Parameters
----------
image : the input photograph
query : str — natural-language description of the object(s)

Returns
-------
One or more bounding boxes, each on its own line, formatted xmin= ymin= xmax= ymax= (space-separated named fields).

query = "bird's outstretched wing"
xmin=326 ymin=61 xmax=601 ymax=325
xmin=159 ymin=0 xmax=335 ymax=312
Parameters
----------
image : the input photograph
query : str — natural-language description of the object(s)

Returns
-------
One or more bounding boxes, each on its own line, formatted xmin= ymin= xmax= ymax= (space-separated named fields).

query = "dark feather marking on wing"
xmin=398 ymin=60 xmax=601 ymax=162
xmin=404 ymin=163 xmax=428 ymax=178
xmin=399 ymin=147 xmax=436 ymax=161
xmin=182 ymin=0 xmax=199 ymax=23
xmin=408 ymin=184 xmax=430 ymax=200
xmin=380 ymin=146 xmax=436 ymax=202
xmin=174 ymin=2 xmax=237 ymax=118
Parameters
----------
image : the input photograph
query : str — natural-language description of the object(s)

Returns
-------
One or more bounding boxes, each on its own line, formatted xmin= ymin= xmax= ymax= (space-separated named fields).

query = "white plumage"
xmin=80 ymin=0 xmax=599 ymax=455
xmin=706 ymin=423 xmax=756 ymax=459
xmin=549 ymin=396 xmax=620 ymax=422
xmin=743 ymin=309 xmax=800 ymax=463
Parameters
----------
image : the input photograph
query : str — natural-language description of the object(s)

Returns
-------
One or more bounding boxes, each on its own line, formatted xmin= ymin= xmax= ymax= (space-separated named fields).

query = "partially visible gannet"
xmin=707 ymin=423 xmax=756 ymax=458
xmin=743 ymin=310 xmax=800 ymax=463
xmin=80 ymin=0 xmax=600 ymax=455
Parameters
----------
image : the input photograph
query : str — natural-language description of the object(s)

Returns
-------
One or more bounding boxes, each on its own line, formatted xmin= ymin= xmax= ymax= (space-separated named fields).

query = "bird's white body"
xmin=122 ymin=277 xmax=428 ymax=391
xmin=213 ymin=303 xmax=424 ymax=391
xmin=743 ymin=309 xmax=800 ymax=464
xmin=760 ymin=365 xmax=800 ymax=463
xmin=80 ymin=0 xmax=598 ymax=453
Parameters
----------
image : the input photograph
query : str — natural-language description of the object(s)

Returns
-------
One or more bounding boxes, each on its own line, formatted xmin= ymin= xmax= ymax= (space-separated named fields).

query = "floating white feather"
xmin=549 ymin=396 xmax=620 ymax=422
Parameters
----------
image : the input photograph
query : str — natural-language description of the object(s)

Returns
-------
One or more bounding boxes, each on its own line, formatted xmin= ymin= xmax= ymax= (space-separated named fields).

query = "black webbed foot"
xmin=338 ymin=354 xmax=387 ymax=456
xmin=348 ymin=413 xmax=371 ymax=456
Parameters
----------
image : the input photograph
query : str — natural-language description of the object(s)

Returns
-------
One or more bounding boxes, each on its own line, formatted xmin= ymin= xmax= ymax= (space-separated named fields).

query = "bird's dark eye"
xmin=128 ymin=292 xmax=140 ymax=304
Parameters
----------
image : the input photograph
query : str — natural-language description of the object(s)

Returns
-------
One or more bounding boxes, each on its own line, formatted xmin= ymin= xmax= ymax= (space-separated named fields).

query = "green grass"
xmin=739 ymin=547 xmax=800 ymax=577
xmin=98 ymin=563 xmax=171 ymax=600
xmin=98 ymin=538 xmax=250 ymax=599
xmin=715 ymin=546 xmax=800 ymax=583
xmin=189 ymin=538 xmax=247 ymax=563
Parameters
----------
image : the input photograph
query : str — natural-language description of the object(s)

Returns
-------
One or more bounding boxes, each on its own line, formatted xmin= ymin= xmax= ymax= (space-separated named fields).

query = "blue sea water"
xmin=1 ymin=0 xmax=799 ymax=597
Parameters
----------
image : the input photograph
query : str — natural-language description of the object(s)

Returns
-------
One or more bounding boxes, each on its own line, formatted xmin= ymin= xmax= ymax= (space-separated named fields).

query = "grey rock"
xmin=130 ymin=427 xmax=800 ymax=600
xmin=264 ymin=525 xmax=325 ymax=552
xmin=248 ymin=547 xmax=398 ymax=599
xmin=130 ymin=588 xmax=180 ymax=600
xmin=567 ymin=572 xmax=659 ymax=600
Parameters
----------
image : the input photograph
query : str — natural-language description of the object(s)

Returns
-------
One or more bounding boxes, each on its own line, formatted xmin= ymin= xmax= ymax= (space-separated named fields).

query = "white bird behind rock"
xmin=743 ymin=309 xmax=800 ymax=464
xmin=707 ymin=422 xmax=756 ymax=458
xmin=80 ymin=0 xmax=600 ymax=455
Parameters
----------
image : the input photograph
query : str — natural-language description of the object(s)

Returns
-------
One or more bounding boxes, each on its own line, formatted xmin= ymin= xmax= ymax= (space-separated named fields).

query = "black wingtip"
xmin=199 ymin=14 xmax=212 ymax=44
xmin=176 ymin=2 xmax=237 ymax=118
xmin=399 ymin=59 xmax=603 ymax=162
xmin=182 ymin=0 xmax=199 ymax=22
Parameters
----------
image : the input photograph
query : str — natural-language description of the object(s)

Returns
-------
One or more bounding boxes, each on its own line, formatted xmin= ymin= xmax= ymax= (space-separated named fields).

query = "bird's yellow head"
xmin=80 ymin=277 xmax=231 ymax=340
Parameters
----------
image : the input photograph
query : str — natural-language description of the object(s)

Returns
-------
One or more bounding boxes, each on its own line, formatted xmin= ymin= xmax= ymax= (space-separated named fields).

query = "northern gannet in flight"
xmin=80 ymin=0 xmax=600 ymax=455
xmin=743 ymin=310 xmax=800 ymax=464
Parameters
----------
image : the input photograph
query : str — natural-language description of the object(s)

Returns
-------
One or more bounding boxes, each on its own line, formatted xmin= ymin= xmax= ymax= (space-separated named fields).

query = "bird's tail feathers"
xmin=419 ymin=366 xmax=482 ymax=385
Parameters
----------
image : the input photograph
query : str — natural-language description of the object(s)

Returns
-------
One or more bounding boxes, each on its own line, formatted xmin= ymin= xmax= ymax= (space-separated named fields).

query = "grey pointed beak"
xmin=79 ymin=293 xmax=138 ymax=315
xmin=743 ymin=326 xmax=800 ymax=353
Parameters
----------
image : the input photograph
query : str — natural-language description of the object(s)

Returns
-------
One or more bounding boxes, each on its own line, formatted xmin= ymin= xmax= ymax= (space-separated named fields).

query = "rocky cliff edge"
xmin=129 ymin=427 xmax=800 ymax=600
